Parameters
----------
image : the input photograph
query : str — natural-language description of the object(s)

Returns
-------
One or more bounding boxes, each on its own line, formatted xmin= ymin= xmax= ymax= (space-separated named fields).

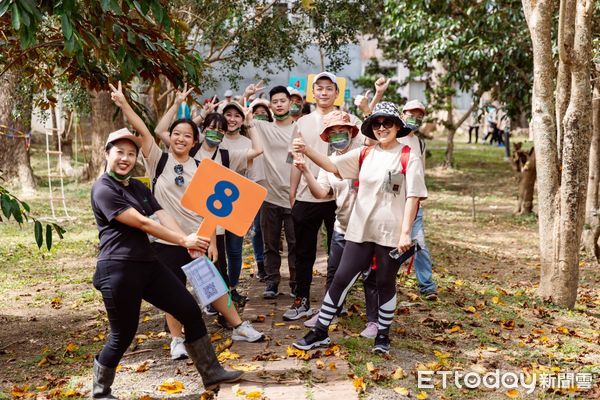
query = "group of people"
xmin=89 ymin=72 xmax=438 ymax=398
xmin=467 ymin=103 xmax=511 ymax=147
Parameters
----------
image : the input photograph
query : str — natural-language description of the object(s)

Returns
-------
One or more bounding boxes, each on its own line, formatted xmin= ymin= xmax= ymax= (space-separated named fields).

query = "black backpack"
xmin=151 ymin=143 xmax=230 ymax=193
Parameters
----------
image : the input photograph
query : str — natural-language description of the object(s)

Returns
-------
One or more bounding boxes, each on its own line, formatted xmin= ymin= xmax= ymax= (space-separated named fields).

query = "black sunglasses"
xmin=372 ymin=119 xmax=396 ymax=130
xmin=174 ymin=164 xmax=184 ymax=186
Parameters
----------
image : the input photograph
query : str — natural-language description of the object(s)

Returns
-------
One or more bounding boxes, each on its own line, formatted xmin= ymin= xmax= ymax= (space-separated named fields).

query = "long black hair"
xmin=202 ymin=112 xmax=227 ymax=132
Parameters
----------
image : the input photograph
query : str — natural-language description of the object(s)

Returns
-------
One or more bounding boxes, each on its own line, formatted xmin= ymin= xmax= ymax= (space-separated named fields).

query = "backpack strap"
xmin=355 ymin=145 xmax=374 ymax=189
xmin=151 ymin=152 xmax=169 ymax=194
xmin=219 ymin=149 xmax=230 ymax=169
xmin=418 ymin=137 xmax=425 ymax=156
xmin=189 ymin=142 xmax=201 ymax=158
xmin=400 ymin=145 xmax=411 ymax=175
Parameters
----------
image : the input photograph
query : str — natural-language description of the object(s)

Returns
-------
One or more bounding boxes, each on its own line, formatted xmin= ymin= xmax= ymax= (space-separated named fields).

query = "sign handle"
xmin=196 ymin=218 xmax=217 ymax=238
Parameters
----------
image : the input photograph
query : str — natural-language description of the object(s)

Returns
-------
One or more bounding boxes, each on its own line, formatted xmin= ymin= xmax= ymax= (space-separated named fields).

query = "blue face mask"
xmin=331 ymin=139 xmax=351 ymax=151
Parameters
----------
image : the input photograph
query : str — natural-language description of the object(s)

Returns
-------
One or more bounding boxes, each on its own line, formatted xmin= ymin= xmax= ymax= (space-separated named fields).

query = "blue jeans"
xmin=225 ymin=231 xmax=244 ymax=288
xmin=413 ymin=207 xmax=436 ymax=294
xmin=251 ymin=210 xmax=264 ymax=264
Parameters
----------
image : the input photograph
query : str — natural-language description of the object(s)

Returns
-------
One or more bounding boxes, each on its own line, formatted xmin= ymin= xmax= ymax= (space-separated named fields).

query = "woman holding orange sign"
xmin=90 ymin=123 xmax=242 ymax=398
xmin=110 ymin=83 xmax=265 ymax=361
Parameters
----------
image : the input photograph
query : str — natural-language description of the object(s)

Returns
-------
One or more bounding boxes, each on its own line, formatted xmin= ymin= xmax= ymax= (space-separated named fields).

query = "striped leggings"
xmin=315 ymin=240 xmax=401 ymax=335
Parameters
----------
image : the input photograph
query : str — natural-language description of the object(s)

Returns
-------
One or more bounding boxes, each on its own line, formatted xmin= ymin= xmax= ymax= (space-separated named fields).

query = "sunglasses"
xmin=174 ymin=164 xmax=185 ymax=186
xmin=372 ymin=119 xmax=395 ymax=130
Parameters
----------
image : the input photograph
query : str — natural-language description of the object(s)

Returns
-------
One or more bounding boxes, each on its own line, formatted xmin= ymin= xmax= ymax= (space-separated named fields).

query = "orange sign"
xmin=305 ymin=74 xmax=347 ymax=106
xmin=181 ymin=159 xmax=267 ymax=238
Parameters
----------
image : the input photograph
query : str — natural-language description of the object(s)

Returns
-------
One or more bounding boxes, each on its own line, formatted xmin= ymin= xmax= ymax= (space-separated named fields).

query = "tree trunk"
xmin=84 ymin=90 xmax=121 ymax=180
xmin=582 ymin=79 xmax=600 ymax=261
xmin=60 ymin=110 xmax=75 ymax=176
xmin=0 ymin=70 xmax=36 ymax=195
xmin=524 ymin=0 xmax=595 ymax=308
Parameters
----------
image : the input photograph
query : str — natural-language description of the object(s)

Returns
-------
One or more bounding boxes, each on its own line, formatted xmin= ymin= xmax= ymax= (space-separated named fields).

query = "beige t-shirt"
xmin=143 ymin=142 xmax=203 ymax=245
xmin=333 ymin=143 xmax=428 ymax=247
xmin=316 ymin=164 xmax=357 ymax=235
xmin=254 ymin=120 xmax=295 ymax=208
xmin=193 ymin=144 xmax=249 ymax=235
xmin=293 ymin=111 xmax=363 ymax=202
xmin=221 ymin=134 xmax=265 ymax=182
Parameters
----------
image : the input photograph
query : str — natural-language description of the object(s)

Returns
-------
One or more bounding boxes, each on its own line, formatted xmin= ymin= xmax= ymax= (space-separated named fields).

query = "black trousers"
xmin=468 ymin=126 xmax=479 ymax=143
xmin=314 ymin=241 xmax=401 ymax=335
xmin=292 ymin=200 xmax=336 ymax=300
xmin=260 ymin=201 xmax=296 ymax=288
xmin=93 ymin=259 xmax=208 ymax=368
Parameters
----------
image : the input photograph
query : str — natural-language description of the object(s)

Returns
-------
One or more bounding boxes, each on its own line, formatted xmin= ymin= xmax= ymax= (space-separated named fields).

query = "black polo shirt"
xmin=91 ymin=173 xmax=162 ymax=262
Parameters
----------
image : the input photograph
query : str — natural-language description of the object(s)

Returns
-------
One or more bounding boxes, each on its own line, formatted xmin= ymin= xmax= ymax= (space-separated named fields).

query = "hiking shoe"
xmin=216 ymin=314 xmax=231 ymax=329
xmin=422 ymin=291 xmax=438 ymax=301
xmin=256 ymin=262 xmax=266 ymax=282
xmin=231 ymin=289 xmax=247 ymax=306
xmin=232 ymin=321 xmax=264 ymax=342
xmin=372 ymin=333 xmax=390 ymax=354
xmin=283 ymin=297 xmax=311 ymax=321
xmin=263 ymin=284 xmax=278 ymax=299
xmin=360 ymin=322 xmax=378 ymax=339
xmin=292 ymin=328 xmax=331 ymax=351
xmin=170 ymin=337 xmax=188 ymax=360
xmin=204 ymin=304 xmax=218 ymax=316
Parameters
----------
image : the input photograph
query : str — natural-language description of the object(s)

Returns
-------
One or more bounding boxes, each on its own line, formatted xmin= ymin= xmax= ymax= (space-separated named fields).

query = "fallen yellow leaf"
xmin=65 ymin=342 xmax=79 ymax=352
xmin=505 ymin=388 xmax=519 ymax=398
xmin=464 ymin=306 xmax=476 ymax=313
xmin=416 ymin=391 xmax=428 ymax=399
xmin=210 ymin=332 xmax=223 ymax=342
xmin=246 ymin=390 xmax=262 ymax=399
xmin=492 ymin=296 xmax=500 ymax=304
xmin=393 ymin=386 xmax=409 ymax=395
xmin=288 ymin=325 xmax=301 ymax=330
xmin=352 ymin=377 xmax=366 ymax=393
xmin=448 ymin=325 xmax=461 ymax=333
xmin=392 ymin=367 xmax=406 ymax=380
xmin=143 ymin=315 xmax=151 ymax=322
xmin=158 ymin=379 xmax=184 ymax=394
xmin=230 ymin=363 xmax=261 ymax=372
xmin=215 ymin=338 xmax=233 ymax=353
xmin=328 ymin=362 xmax=337 ymax=370
xmin=135 ymin=361 xmax=149 ymax=373
xmin=217 ymin=349 xmax=240 ymax=362
xmin=315 ymin=359 xmax=325 ymax=369
xmin=274 ymin=322 xmax=286 ymax=327
xmin=454 ymin=280 xmax=464 ymax=286
xmin=366 ymin=362 xmax=375 ymax=372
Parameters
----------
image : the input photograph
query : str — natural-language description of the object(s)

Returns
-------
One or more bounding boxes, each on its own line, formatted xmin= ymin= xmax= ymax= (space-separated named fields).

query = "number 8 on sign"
xmin=206 ymin=180 xmax=240 ymax=217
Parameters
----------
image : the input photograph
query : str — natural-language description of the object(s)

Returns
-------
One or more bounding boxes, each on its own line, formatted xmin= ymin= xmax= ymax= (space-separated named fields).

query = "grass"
xmin=1 ymin=137 xmax=599 ymax=399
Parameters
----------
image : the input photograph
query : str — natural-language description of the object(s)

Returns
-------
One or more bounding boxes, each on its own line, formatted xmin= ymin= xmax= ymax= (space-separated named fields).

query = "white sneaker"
xmin=232 ymin=321 xmax=264 ymax=342
xmin=360 ymin=322 xmax=378 ymax=339
xmin=170 ymin=336 xmax=188 ymax=360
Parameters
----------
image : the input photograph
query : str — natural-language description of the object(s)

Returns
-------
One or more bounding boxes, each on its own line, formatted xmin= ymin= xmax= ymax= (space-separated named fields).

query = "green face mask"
xmin=327 ymin=130 xmax=351 ymax=151
xmin=254 ymin=114 xmax=269 ymax=121
xmin=290 ymin=103 xmax=302 ymax=116
xmin=404 ymin=115 xmax=423 ymax=131
xmin=273 ymin=111 xmax=290 ymax=121
xmin=108 ymin=169 xmax=133 ymax=182
xmin=204 ymin=129 xmax=224 ymax=146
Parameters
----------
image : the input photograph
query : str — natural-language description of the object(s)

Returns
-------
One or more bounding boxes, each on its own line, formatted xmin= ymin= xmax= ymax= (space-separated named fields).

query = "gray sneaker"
xmin=283 ymin=297 xmax=311 ymax=321
xmin=232 ymin=321 xmax=264 ymax=342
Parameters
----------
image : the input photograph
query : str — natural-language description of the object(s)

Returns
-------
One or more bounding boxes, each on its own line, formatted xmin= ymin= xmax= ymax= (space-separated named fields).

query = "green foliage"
xmin=352 ymin=58 xmax=406 ymax=110
xmin=381 ymin=0 xmax=532 ymax=119
xmin=0 ymin=170 xmax=65 ymax=250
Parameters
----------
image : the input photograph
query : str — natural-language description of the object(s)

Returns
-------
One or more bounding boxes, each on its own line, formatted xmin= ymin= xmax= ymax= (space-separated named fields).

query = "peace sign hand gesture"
xmin=241 ymin=97 xmax=254 ymax=124
xmin=243 ymin=80 xmax=266 ymax=98
xmin=203 ymin=95 xmax=218 ymax=114
xmin=175 ymin=83 xmax=194 ymax=104
xmin=108 ymin=81 xmax=127 ymax=108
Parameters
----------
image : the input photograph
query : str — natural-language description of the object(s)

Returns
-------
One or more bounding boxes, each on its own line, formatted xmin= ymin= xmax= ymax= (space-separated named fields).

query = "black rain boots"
xmin=92 ymin=356 xmax=118 ymax=399
xmin=185 ymin=335 xmax=243 ymax=390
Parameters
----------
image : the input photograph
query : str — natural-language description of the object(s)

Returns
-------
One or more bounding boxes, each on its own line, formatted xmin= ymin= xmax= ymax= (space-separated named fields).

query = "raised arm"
xmin=292 ymin=135 xmax=338 ymax=175
xmin=369 ymin=77 xmax=391 ymax=112
xmin=294 ymin=159 xmax=331 ymax=199
xmin=155 ymin=84 xmax=194 ymax=147
xmin=109 ymin=81 xmax=154 ymax=157
xmin=242 ymin=99 xmax=263 ymax=161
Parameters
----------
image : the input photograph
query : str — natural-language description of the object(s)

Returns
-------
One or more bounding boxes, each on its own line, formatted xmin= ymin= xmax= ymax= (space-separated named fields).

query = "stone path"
xmin=215 ymin=250 xmax=358 ymax=400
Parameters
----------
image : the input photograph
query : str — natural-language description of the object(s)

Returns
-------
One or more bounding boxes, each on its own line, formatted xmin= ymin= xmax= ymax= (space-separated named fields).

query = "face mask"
xmin=108 ymin=169 xmax=133 ymax=182
xmin=254 ymin=114 xmax=269 ymax=121
xmin=273 ymin=111 xmax=289 ymax=121
xmin=403 ymin=115 xmax=423 ymax=131
xmin=204 ymin=129 xmax=223 ymax=146
xmin=328 ymin=130 xmax=351 ymax=151
xmin=290 ymin=103 xmax=302 ymax=116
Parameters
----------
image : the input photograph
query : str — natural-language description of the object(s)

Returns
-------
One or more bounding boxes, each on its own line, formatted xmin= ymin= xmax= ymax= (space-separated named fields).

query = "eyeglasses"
xmin=174 ymin=164 xmax=185 ymax=186
xmin=372 ymin=119 xmax=395 ymax=130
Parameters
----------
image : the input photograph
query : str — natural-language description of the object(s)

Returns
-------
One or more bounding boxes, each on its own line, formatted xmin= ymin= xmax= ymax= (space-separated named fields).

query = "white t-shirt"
xmin=333 ymin=143 xmax=428 ymax=247
xmin=293 ymin=111 xmax=363 ymax=203
xmin=316 ymin=165 xmax=357 ymax=235
xmin=143 ymin=142 xmax=202 ymax=245
xmin=255 ymin=120 xmax=295 ymax=209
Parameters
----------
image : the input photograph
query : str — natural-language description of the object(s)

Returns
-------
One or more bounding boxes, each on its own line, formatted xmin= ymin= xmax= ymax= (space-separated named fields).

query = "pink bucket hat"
xmin=402 ymin=100 xmax=426 ymax=114
xmin=319 ymin=111 xmax=359 ymax=142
